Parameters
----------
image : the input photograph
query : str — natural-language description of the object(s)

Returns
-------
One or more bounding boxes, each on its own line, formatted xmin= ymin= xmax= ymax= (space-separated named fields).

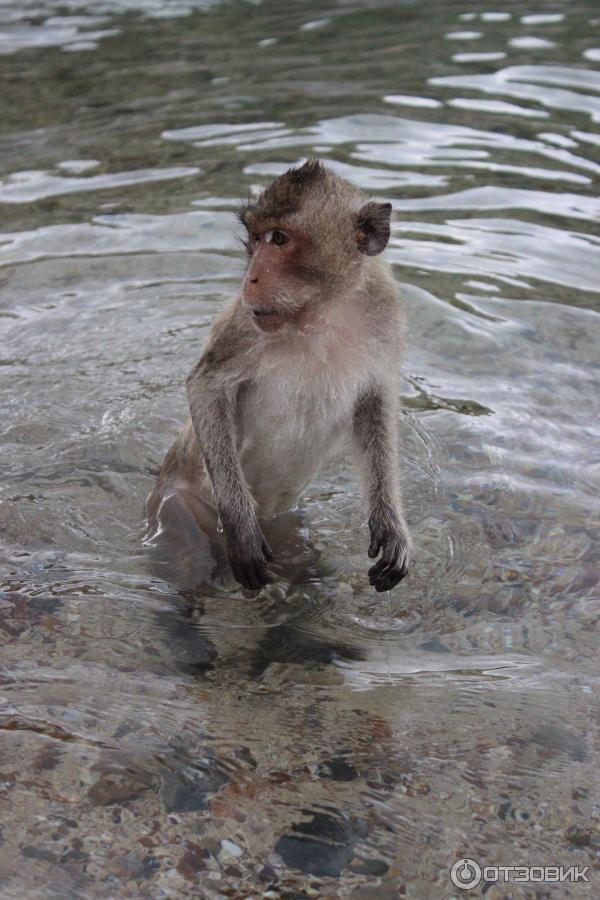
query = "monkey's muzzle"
xmin=251 ymin=307 xmax=289 ymax=332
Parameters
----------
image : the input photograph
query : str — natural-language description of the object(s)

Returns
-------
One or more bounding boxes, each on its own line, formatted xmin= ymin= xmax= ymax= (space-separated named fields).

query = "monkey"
xmin=146 ymin=158 xmax=411 ymax=594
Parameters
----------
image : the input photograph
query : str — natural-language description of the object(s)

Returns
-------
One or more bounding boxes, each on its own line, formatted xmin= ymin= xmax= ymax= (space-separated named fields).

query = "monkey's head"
xmin=237 ymin=159 xmax=392 ymax=333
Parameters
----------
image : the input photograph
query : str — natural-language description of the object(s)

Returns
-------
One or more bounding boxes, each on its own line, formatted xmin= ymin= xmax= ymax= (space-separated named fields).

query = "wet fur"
xmin=147 ymin=160 xmax=411 ymax=591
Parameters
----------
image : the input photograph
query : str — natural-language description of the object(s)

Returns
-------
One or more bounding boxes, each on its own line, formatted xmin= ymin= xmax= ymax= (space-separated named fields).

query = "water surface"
xmin=1 ymin=0 xmax=600 ymax=897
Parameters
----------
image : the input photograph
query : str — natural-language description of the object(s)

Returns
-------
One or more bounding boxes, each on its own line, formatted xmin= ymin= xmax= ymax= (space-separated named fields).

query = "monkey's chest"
xmin=237 ymin=374 xmax=356 ymax=517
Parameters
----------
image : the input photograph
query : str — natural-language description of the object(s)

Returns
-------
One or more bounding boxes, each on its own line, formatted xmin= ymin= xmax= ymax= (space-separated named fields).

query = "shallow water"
xmin=1 ymin=0 xmax=600 ymax=897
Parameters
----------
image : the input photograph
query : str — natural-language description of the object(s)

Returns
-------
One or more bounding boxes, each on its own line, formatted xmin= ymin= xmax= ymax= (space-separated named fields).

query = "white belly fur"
xmin=236 ymin=321 xmax=374 ymax=516
xmin=238 ymin=371 xmax=357 ymax=516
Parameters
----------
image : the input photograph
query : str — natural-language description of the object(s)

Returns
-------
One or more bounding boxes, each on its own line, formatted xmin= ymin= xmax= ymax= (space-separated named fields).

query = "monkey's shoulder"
xmin=192 ymin=299 xmax=253 ymax=375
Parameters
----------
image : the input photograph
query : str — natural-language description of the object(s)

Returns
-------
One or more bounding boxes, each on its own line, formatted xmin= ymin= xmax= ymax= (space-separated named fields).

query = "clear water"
xmin=1 ymin=1 xmax=599 ymax=897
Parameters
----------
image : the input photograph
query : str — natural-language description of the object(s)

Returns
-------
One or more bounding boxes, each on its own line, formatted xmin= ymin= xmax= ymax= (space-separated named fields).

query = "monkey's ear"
xmin=356 ymin=202 xmax=392 ymax=256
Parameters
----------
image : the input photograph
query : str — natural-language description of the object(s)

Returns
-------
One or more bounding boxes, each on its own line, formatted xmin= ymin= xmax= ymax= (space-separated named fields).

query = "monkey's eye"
xmin=266 ymin=229 xmax=290 ymax=247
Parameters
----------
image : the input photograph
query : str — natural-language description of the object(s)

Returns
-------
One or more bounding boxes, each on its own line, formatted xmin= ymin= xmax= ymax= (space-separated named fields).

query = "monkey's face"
xmin=237 ymin=160 xmax=394 ymax=334
xmin=240 ymin=225 xmax=319 ymax=333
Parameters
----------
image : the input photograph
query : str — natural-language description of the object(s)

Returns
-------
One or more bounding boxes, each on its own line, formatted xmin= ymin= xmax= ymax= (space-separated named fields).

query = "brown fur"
xmin=146 ymin=159 xmax=411 ymax=592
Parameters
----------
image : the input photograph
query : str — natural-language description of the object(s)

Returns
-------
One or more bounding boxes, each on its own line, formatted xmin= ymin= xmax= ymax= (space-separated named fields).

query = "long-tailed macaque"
xmin=146 ymin=159 xmax=411 ymax=592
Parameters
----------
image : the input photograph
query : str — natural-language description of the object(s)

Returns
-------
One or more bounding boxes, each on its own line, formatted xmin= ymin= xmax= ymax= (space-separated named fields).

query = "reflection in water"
xmin=1 ymin=0 xmax=600 ymax=897
xmin=0 ymin=166 xmax=200 ymax=204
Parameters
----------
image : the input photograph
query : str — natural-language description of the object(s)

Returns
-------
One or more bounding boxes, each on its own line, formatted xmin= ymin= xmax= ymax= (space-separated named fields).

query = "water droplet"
xmin=216 ymin=517 xmax=223 ymax=534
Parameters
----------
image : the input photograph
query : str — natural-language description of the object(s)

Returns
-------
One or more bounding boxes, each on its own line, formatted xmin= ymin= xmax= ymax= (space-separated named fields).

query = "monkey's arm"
xmin=186 ymin=361 xmax=273 ymax=591
xmin=353 ymin=385 xmax=410 ymax=591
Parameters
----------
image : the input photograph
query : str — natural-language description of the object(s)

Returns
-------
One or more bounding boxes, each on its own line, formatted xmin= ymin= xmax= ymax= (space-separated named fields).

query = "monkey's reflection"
xmin=145 ymin=574 xmax=402 ymax=884
xmin=143 ymin=514 xmax=417 ymax=885
xmin=145 ymin=496 xmax=364 ymax=677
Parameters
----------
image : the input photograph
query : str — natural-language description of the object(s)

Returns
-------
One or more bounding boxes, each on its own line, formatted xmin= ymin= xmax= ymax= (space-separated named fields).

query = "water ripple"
xmin=0 ymin=166 xmax=199 ymax=203
xmin=431 ymin=64 xmax=600 ymax=122
xmin=1 ymin=2 xmax=599 ymax=896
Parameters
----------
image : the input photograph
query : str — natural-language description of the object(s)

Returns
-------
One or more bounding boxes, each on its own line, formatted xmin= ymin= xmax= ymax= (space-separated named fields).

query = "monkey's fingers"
xmin=231 ymin=555 xmax=273 ymax=591
xmin=243 ymin=565 xmax=268 ymax=591
xmin=262 ymin=538 xmax=274 ymax=562
xmin=368 ymin=534 xmax=383 ymax=559
xmin=230 ymin=560 xmax=251 ymax=590
xmin=250 ymin=558 xmax=273 ymax=590
xmin=373 ymin=561 xmax=409 ymax=592
xmin=230 ymin=560 xmax=258 ymax=591
xmin=368 ymin=539 xmax=399 ymax=578
xmin=368 ymin=536 xmax=408 ymax=585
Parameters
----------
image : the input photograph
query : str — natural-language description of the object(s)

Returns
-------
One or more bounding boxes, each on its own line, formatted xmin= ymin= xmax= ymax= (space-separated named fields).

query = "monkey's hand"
xmin=223 ymin=518 xmax=274 ymax=591
xmin=367 ymin=510 xmax=409 ymax=592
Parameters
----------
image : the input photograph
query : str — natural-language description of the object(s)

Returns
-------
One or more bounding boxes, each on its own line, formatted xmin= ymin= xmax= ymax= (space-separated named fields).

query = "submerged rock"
xmin=275 ymin=809 xmax=367 ymax=877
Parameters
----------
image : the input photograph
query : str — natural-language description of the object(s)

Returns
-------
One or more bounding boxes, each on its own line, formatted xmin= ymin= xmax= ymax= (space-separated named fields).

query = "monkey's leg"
xmin=261 ymin=510 xmax=332 ymax=585
xmin=145 ymin=488 xmax=222 ymax=593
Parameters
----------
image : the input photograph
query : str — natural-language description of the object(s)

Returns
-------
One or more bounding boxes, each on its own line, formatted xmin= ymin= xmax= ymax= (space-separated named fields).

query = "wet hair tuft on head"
xmin=238 ymin=158 xmax=328 ymax=226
